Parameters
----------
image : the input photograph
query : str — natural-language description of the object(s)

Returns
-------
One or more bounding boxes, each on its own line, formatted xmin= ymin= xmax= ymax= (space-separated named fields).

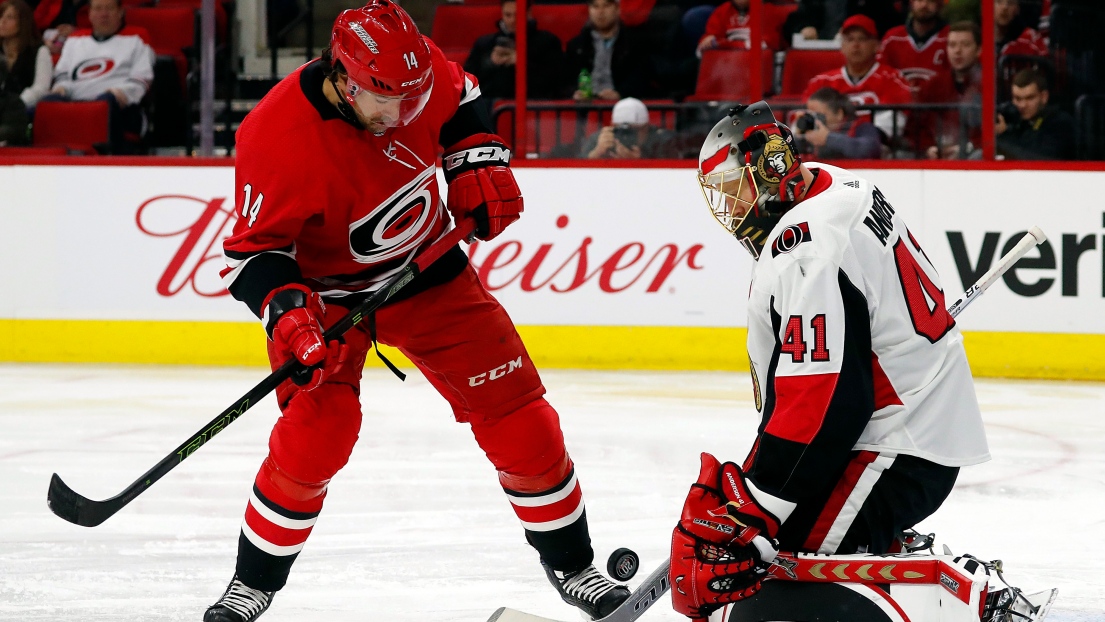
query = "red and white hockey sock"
xmin=505 ymin=467 xmax=594 ymax=571
xmin=236 ymin=482 xmax=324 ymax=591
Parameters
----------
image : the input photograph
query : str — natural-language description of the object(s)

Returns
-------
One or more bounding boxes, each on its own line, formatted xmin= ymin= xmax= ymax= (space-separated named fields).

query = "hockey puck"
xmin=607 ymin=548 xmax=639 ymax=581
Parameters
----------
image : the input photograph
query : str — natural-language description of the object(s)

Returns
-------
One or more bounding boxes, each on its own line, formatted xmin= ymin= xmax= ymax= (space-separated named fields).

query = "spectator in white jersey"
xmin=43 ymin=0 xmax=153 ymax=152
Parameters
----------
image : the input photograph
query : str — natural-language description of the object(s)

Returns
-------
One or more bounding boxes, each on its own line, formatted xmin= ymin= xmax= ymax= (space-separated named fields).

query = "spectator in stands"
xmin=995 ymin=0 xmax=1046 ymax=57
xmin=43 ymin=0 xmax=153 ymax=152
xmin=695 ymin=0 xmax=787 ymax=56
xmin=996 ymin=67 xmax=1075 ymax=160
xmin=784 ymin=0 xmax=907 ymax=42
xmin=1 ymin=0 xmax=52 ymax=110
xmin=879 ymin=0 xmax=949 ymax=93
xmin=802 ymin=14 xmax=912 ymax=137
xmin=566 ymin=0 xmax=651 ymax=101
xmin=795 ymin=86 xmax=882 ymax=158
xmin=580 ymin=97 xmax=671 ymax=158
xmin=464 ymin=0 xmax=565 ymax=102
xmin=911 ymin=20 xmax=982 ymax=159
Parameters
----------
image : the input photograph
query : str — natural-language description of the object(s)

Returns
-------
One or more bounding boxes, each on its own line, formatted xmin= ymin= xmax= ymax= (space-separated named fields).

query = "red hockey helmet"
xmin=329 ymin=0 xmax=434 ymax=129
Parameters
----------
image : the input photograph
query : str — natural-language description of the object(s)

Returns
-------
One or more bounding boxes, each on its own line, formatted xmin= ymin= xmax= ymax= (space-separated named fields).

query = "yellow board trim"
xmin=1 ymin=320 xmax=1102 ymax=380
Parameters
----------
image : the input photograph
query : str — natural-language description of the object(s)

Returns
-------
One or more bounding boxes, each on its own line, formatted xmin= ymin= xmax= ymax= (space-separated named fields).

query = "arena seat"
xmin=33 ymin=101 xmax=110 ymax=154
xmin=125 ymin=7 xmax=196 ymax=93
xmin=688 ymin=49 xmax=774 ymax=102
xmin=778 ymin=48 xmax=843 ymax=98
xmin=431 ymin=5 xmax=501 ymax=64
xmin=532 ymin=4 xmax=588 ymax=48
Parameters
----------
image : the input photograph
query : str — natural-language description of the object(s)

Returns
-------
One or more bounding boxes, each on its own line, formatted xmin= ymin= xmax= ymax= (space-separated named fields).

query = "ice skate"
xmin=203 ymin=576 xmax=275 ymax=622
xmin=544 ymin=563 xmax=630 ymax=620
xmin=982 ymin=559 xmax=1058 ymax=622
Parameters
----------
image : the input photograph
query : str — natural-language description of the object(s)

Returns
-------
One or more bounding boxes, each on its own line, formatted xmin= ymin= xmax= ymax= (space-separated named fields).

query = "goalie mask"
xmin=697 ymin=101 xmax=807 ymax=258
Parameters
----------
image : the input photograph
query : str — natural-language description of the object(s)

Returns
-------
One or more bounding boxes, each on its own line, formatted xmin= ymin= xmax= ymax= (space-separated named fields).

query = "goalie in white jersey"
xmin=668 ymin=101 xmax=994 ymax=619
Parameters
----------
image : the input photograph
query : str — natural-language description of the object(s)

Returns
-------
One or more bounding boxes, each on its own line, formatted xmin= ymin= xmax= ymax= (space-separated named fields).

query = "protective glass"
xmin=345 ymin=72 xmax=434 ymax=128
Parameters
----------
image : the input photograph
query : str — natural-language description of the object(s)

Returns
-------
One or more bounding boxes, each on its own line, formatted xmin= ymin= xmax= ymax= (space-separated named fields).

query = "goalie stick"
xmin=487 ymin=226 xmax=1049 ymax=622
xmin=47 ymin=219 xmax=476 ymax=528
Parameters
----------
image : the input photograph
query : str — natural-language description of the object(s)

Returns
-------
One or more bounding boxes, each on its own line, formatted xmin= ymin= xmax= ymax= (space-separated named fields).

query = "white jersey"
xmin=743 ymin=163 xmax=989 ymax=501
xmin=52 ymin=27 xmax=154 ymax=105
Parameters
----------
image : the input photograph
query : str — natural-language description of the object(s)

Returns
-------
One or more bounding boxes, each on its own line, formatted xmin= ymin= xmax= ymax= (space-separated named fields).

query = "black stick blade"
xmin=47 ymin=473 xmax=114 ymax=527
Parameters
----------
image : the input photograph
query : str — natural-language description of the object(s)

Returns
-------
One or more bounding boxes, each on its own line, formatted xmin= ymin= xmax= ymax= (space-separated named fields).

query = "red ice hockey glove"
xmin=669 ymin=453 xmax=793 ymax=619
xmin=263 ymin=284 xmax=348 ymax=390
xmin=442 ymin=133 xmax=522 ymax=241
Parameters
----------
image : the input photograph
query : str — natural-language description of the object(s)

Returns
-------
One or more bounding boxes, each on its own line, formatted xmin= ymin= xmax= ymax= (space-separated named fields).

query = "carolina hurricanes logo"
xmin=348 ymin=165 xmax=437 ymax=263
xmin=73 ymin=58 xmax=116 ymax=80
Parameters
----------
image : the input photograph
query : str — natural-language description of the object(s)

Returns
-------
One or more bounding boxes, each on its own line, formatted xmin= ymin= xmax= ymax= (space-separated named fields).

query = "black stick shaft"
xmin=48 ymin=221 xmax=475 ymax=527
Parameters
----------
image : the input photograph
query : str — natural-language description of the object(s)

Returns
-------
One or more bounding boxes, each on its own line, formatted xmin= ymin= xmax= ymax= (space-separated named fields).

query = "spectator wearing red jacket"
xmin=995 ymin=0 xmax=1046 ymax=57
xmin=695 ymin=0 xmax=788 ymax=56
xmin=878 ymin=0 xmax=949 ymax=94
xmin=802 ymin=14 xmax=912 ymax=137
xmin=910 ymin=21 xmax=982 ymax=159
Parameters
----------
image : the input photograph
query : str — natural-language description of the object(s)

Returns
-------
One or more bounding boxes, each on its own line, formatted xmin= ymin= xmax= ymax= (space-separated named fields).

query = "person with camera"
xmin=463 ymin=0 xmax=565 ymax=101
xmin=581 ymin=97 xmax=670 ymax=159
xmin=794 ymin=87 xmax=882 ymax=160
xmin=995 ymin=67 xmax=1075 ymax=160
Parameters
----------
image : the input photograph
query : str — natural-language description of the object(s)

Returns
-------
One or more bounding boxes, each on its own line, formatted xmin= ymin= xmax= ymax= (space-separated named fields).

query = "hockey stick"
xmin=47 ymin=219 xmax=477 ymax=528
xmin=947 ymin=226 xmax=1047 ymax=319
xmin=489 ymin=226 xmax=1050 ymax=622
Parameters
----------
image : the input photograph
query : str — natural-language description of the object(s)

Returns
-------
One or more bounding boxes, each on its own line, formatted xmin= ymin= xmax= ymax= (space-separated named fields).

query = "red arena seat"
xmin=688 ymin=49 xmax=774 ymax=102
xmin=33 ymin=101 xmax=110 ymax=153
xmin=431 ymin=5 xmax=501 ymax=63
xmin=779 ymin=49 xmax=844 ymax=98
xmin=532 ymin=4 xmax=588 ymax=48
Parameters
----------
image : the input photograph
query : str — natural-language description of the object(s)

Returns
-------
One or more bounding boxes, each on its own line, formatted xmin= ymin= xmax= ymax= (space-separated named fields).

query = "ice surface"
xmin=1 ymin=364 xmax=1102 ymax=621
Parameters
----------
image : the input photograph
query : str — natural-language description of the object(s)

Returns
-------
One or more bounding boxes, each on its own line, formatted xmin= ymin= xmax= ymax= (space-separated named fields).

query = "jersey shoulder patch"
xmin=771 ymin=222 xmax=813 ymax=257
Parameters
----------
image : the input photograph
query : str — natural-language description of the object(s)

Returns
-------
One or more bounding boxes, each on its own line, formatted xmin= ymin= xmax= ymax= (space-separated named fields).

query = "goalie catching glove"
xmin=263 ymin=284 xmax=348 ymax=390
xmin=442 ymin=133 xmax=522 ymax=241
xmin=670 ymin=453 xmax=795 ymax=620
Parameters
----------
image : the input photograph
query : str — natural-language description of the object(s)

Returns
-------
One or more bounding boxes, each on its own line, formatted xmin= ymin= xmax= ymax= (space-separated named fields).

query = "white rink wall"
xmin=1 ymin=164 xmax=1103 ymax=377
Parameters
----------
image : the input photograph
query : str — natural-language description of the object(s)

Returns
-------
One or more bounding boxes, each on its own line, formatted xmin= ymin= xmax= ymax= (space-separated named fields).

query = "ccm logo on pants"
xmin=469 ymin=357 xmax=523 ymax=386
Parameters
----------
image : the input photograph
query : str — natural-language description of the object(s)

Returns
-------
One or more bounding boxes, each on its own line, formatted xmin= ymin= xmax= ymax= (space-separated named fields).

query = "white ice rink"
xmin=1 ymin=363 xmax=1103 ymax=621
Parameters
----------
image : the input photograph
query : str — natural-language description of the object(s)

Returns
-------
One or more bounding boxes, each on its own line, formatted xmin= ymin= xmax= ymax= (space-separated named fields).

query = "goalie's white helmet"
xmin=697 ymin=101 xmax=807 ymax=258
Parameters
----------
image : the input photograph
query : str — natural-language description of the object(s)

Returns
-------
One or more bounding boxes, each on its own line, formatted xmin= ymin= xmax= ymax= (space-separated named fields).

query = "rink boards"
xmin=1 ymin=163 xmax=1103 ymax=380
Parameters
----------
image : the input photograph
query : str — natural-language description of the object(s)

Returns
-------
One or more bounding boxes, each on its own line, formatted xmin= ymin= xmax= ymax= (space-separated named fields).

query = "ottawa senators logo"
xmin=771 ymin=222 xmax=813 ymax=257
xmin=756 ymin=134 xmax=795 ymax=185
xmin=348 ymin=166 xmax=437 ymax=263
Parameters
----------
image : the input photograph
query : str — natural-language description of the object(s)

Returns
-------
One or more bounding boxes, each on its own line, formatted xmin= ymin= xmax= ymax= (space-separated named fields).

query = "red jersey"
xmin=878 ymin=22 xmax=949 ymax=93
xmin=700 ymin=1 xmax=793 ymax=51
xmin=801 ymin=62 xmax=912 ymax=106
xmin=222 ymin=40 xmax=481 ymax=314
xmin=802 ymin=63 xmax=913 ymax=136
xmin=999 ymin=26 xmax=1047 ymax=57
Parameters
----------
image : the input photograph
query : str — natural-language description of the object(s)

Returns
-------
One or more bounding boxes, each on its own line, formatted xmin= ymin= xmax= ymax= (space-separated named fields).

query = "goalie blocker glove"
xmin=670 ymin=453 xmax=796 ymax=619
xmin=442 ymin=133 xmax=522 ymax=241
xmin=262 ymin=284 xmax=348 ymax=390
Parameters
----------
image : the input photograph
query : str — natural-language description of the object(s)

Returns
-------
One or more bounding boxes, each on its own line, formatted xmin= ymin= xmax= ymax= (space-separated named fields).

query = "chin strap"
xmin=329 ymin=73 xmax=365 ymax=129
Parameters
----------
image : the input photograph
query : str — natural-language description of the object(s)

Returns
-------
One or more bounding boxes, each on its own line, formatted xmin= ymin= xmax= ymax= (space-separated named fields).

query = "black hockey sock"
xmin=526 ymin=509 xmax=595 ymax=572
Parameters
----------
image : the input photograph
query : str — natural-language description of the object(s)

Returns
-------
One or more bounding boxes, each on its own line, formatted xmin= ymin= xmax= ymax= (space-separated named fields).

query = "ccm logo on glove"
xmin=443 ymin=146 xmax=511 ymax=171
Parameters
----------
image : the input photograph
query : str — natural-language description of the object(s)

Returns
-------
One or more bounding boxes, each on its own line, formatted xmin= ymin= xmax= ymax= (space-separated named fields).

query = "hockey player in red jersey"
xmin=204 ymin=2 xmax=629 ymax=620
xmin=669 ymin=101 xmax=1002 ymax=619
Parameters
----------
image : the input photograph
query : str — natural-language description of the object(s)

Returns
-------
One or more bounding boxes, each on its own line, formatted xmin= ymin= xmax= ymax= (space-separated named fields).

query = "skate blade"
xmin=488 ymin=607 xmax=566 ymax=622
xmin=1023 ymin=588 xmax=1059 ymax=621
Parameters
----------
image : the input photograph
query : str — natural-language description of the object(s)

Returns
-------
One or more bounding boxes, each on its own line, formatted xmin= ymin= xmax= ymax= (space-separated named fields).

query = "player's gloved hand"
xmin=442 ymin=133 xmax=522 ymax=241
xmin=263 ymin=284 xmax=348 ymax=390
xmin=669 ymin=453 xmax=793 ymax=619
